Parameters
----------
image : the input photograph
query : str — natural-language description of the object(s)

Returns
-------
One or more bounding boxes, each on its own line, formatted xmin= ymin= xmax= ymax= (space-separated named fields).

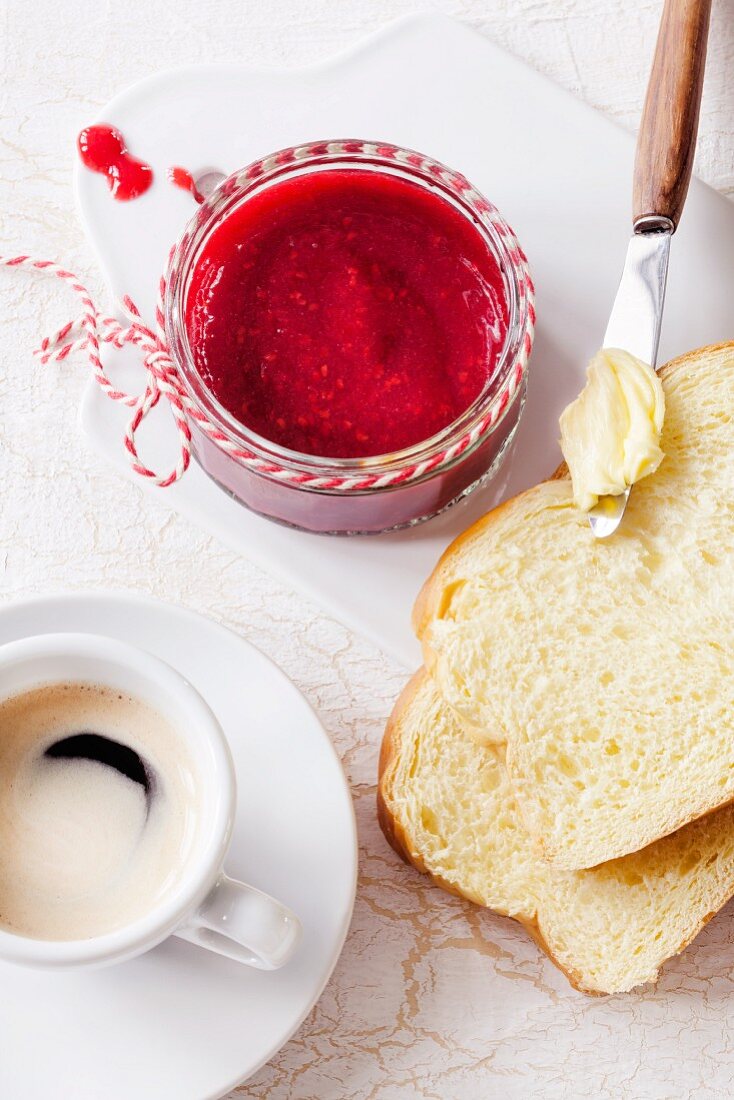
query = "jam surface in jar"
xmin=185 ymin=168 xmax=509 ymax=458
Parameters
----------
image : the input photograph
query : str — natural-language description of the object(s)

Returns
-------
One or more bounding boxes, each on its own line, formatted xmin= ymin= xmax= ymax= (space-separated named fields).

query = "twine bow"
xmin=1 ymin=255 xmax=192 ymax=487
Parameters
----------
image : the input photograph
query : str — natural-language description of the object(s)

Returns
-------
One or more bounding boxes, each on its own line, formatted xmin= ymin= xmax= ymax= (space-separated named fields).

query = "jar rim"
xmin=165 ymin=139 xmax=535 ymax=486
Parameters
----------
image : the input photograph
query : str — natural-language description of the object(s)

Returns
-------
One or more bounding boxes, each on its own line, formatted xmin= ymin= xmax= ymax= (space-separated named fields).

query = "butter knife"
xmin=588 ymin=0 xmax=711 ymax=538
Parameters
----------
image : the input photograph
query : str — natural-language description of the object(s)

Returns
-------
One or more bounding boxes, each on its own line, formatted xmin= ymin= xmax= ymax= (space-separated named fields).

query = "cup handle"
xmin=174 ymin=873 xmax=301 ymax=969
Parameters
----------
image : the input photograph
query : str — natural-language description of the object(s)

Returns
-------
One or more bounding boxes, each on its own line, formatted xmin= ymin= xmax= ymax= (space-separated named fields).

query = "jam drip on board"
xmin=168 ymin=166 xmax=205 ymax=204
xmin=77 ymin=125 xmax=153 ymax=201
xmin=185 ymin=168 xmax=509 ymax=459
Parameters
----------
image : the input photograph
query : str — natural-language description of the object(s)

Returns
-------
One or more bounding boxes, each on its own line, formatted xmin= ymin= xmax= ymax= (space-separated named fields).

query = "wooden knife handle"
xmin=632 ymin=0 xmax=712 ymax=230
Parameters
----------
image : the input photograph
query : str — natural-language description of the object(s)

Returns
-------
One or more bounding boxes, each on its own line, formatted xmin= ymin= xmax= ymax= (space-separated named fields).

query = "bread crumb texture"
xmin=419 ymin=345 xmax=734 ymax=868
xmin=379 ymin=672 xmax=734 ymax=994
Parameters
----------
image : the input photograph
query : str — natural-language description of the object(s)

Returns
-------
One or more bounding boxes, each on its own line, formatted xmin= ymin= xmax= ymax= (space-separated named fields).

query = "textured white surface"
xmin=1 ymin=2 xmax=733 ymax=1098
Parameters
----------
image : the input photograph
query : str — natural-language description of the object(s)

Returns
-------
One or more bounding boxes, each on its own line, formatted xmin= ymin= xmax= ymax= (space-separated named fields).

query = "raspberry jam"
xmin=167 ymin=141 xmax=534 ymax=534
xmin=185 ymin=170 xmax=509 ymax=459
xmin=168 ymin=166 xmax=205 ymax=205
xmin=77 ymin=125 xmax=153 ymax=201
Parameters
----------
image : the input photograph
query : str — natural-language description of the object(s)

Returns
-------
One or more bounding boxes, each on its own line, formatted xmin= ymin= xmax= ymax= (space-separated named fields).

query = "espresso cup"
xmin=0 ymin=633 xmax=301 ymax=970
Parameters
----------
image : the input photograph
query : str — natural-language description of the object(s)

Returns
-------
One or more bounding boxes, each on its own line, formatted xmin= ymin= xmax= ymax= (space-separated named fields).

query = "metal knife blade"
xmin=603 ymin=228 xmax=671 ymax=364
xmin=587 ymin=226 xmax=671 ymax=538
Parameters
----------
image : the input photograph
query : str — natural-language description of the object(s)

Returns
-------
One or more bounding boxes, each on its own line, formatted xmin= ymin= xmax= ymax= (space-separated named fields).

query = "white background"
xmin=1 ymin=2 xmax=733 ymax=1097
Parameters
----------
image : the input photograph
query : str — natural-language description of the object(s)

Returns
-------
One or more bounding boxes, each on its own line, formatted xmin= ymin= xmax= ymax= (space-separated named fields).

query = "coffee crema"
xmin=0 ymin=682 xmax=199 ymax=941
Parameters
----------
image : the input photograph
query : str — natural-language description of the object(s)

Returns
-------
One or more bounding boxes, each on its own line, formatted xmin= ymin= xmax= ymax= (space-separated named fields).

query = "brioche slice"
xmin=379 ymin=670 xmax=734 ymax=994
xmin=415 ymin=343 xmax=734 ymax=869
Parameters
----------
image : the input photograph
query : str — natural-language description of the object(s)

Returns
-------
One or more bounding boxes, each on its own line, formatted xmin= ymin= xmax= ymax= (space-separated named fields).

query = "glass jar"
xmin=165 ymin=140 xmax=535 ymax=535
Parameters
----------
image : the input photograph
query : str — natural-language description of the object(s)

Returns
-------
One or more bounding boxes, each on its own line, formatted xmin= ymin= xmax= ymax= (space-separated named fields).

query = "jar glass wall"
xmin=165 ymin=140 xmax=535 ymax=535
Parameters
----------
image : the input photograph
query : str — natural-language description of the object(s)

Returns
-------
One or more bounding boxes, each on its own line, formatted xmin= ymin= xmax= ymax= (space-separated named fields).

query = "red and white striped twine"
xmin=0 ymin=144 xmax=535 ymax=492
xmin=0 ymin=254 xmax=191 ymax=488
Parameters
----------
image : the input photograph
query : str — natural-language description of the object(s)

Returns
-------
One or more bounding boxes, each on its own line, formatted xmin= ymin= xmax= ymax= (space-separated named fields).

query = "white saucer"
xmin=0 ymin=593 xmax=357 ymax=1100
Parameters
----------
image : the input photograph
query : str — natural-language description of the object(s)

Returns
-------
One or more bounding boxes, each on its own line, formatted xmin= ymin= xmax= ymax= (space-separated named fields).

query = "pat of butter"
xmin=559 ymin=348 xmax=665 ymax=512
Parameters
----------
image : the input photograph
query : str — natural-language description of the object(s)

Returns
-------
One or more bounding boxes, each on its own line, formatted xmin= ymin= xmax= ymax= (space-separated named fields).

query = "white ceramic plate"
xmin=77 ymin=14 xmax=734 ymax=667
xmin=0 ymin=593 xmax=357 ymax=1100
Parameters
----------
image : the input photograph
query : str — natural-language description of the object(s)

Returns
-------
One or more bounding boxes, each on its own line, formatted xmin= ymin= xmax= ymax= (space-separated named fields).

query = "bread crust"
xmin=376 ymin=674 xmax=423 ymax=870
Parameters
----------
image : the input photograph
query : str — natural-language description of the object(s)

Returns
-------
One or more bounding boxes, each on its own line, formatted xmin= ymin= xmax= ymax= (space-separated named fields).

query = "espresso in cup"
xmin=0 ymin=681 xmax=199 ymax=941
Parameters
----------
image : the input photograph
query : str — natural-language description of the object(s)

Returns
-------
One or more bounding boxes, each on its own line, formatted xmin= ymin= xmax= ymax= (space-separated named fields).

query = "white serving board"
xmin=78 ymin=13 xmax=734 ymax=669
